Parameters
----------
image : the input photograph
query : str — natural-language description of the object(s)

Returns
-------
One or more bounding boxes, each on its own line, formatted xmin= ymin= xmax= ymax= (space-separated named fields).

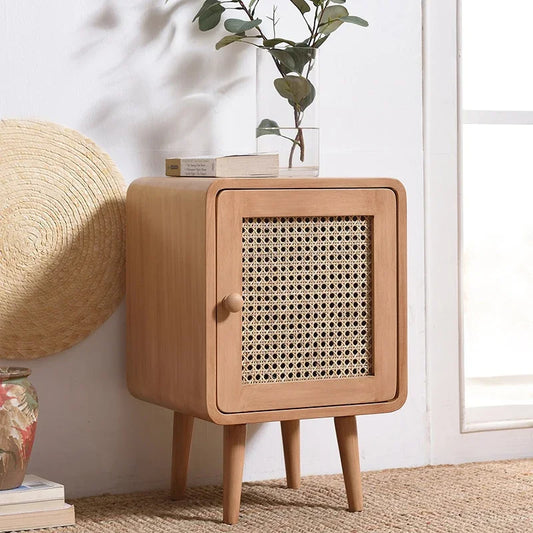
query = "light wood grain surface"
xmin=281 ymin=420 xmax=301 ymax=489
xmin=126 ymin=177 xmax=407 ymax=424
xmin=223 ymin=424 xmax=247 ymax=525
xmin=334 ymin=416 xmax=363 ymax=512
xmin=170 ymin=413 xmax=194 ymax=500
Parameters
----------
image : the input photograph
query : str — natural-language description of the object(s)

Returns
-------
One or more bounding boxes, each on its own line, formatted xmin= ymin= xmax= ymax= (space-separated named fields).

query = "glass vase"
xmin=256 ymin=47 xmax=319 ymax=177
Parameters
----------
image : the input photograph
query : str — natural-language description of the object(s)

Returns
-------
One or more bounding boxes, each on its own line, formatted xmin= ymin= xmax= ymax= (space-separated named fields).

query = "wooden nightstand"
xmin=126 ymin=177 xmax=407 ymax=524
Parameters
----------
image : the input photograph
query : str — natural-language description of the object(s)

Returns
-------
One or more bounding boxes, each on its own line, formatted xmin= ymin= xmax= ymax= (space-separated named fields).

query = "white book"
xmin=165 ymin=153 xmax=279 ymax=178
xmin=0 ymin=504 xmax=74 ymax=532
xmin=0 ymin=476 xmax=64 ymax=506
xmin=0 ymin=498 xmax=66 ymax=516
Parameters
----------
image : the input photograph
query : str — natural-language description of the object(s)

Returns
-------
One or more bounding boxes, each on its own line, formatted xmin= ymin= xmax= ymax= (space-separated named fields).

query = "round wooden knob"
xmin=223 ymin=293 xmax=243 ymax=313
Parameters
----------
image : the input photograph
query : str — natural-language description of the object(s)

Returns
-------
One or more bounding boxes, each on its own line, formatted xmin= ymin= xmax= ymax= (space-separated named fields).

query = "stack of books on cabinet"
xmin=165 ymin=153 xmax=279 ymax=177
xmin=0 ymin=476 xmax=74 ymax=532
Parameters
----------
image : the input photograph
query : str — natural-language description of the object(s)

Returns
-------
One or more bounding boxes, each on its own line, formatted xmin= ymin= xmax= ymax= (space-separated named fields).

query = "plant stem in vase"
xmin=257 ymin=48 xmax=319 ymax=175
xmin=191 ymin=0 xmax=369 ymax=176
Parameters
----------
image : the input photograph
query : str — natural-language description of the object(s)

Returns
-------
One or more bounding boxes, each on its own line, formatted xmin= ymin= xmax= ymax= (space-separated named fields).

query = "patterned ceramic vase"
xmin=0 ymin=368 xmax=38 ymax=490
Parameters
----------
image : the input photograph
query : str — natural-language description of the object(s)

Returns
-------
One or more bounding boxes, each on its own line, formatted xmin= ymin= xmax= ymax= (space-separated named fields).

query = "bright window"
xmin=460 ymin=0 xmax=533 ymax=431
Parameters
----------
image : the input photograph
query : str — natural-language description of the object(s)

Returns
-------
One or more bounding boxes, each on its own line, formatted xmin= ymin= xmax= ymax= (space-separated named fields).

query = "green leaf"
xmin=282 ymin=46 xmax=315 ymax=75
xmin=263 ymin=38 xmax=296 ymax=47
xmin=256 ymin=118 xmax=281 ymax=137
xmin=329 ymin=0 xmax=346 ymax=3
xmin=194 ymin=0 xmax=225 ymax=31
xmin=224 ymin=18 xmax=262 ymax=34
xmin=314 ymin=35 xmax=329 ymax=48
xmin=340 ymin=15 xmax=369 ymax=27
xmin=298 ymin=79 xmax=316 ymax=111
xmin=289 ymin=0 xmax=310 ymax=14
xmin=269 ymin=49 xmax=297 ymax=72
xmin=273 ymin=76 xmax=313 ymax=109
xmin=318 ymin=5 xmax=348 ymax=35
xmin=215 ymin=35 xmax=244 ymax=50
xmin=192 ymin=0 xmax=210 ymax=21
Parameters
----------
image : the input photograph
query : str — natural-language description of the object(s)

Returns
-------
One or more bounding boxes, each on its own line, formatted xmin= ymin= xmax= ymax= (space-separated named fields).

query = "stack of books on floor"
xmin=0 ymin=476 xmax=74 ymax=532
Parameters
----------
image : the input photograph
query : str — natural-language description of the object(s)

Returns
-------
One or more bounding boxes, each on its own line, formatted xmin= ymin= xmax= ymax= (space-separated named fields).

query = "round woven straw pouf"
xmin=0 ymin=120 xmax=126 ymax=359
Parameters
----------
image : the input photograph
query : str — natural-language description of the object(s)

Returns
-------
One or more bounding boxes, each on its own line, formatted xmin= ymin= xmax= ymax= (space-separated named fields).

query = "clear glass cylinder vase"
xmin=256 ymin=47 xmax=319 ymax=177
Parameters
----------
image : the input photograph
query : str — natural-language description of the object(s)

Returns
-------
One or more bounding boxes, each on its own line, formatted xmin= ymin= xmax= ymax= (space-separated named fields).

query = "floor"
xmin=47 ymin=459 xmax=532 ymax=532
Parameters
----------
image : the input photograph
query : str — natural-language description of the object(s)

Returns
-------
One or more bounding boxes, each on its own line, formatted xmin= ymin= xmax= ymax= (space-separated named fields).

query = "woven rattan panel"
xmin=241 ymin=216 xmax=373 ymax=384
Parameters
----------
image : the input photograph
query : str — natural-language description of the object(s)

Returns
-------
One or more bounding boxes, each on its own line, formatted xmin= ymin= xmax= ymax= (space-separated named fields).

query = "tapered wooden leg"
xmin=223 ymin=424 xmax=247 ymax=525
xmin=170 ymin=412 xmax=194 ymax=500
xmin=280 ymin=420 xmax=300 ymax=489
xmin=334 ymin=416 xmax=363 ymax=512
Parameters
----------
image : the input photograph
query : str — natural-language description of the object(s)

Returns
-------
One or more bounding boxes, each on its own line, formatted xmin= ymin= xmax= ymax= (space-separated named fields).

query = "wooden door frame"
xmin=216 ymin=188 xmax=398 ymax=414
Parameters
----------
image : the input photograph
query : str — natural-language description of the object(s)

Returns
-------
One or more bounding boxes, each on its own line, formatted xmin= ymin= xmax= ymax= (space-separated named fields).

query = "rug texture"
xmin=53 ymin=459 xmax=532 ymax=532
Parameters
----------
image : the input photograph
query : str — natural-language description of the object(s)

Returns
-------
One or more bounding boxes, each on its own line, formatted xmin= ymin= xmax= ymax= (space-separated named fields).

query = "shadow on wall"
xmin=72 ymin=1 xmax=261 ymax=492
xmin=0 ymin=2 xmax=263 ymax=496
xmin=0 ymin=199 xmax=173 ymax=496
xmin=76 ymin=0 xmax=252 ymax=174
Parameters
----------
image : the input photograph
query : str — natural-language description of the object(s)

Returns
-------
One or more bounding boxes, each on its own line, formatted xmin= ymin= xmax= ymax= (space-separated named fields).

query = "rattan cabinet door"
xmin=216 ymin=188 xmax=397 ymax=414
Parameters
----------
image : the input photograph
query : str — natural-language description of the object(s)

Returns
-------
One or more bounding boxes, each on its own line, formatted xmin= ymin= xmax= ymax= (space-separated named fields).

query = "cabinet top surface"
xmin=130 ymin=177 xmax=406 ymax=198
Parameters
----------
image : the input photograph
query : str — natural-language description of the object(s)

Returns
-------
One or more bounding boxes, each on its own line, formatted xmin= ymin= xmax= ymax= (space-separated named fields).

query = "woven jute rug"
xmin=48 ymin=459 xmax=532 ymax=532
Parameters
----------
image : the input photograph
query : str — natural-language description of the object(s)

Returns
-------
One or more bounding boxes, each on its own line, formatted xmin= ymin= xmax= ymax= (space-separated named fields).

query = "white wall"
xmin=0 ymin=0 xmax=426 ymax=498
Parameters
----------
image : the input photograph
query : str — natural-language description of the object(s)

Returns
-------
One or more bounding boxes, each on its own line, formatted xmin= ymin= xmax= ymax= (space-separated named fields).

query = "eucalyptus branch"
xmin=289 ymin=107 xmax=305 ymax=167
xmin=236 ymin=0 xmax=267 ymax=40
xmin=311 ymin=0 xmax=330 ymax=47
xmin=240 ymin=39 xmax=265 ymax=47
xmin=192 ymin=0 xmax=369 ymax=169
xmin=309 ymin=3 xmax=320 ymax=45
xmin=299 ymin=8 xmax=313 ymax=34
xmin=233 ymin=0 xmax=286 ymax=77
xmin=248 ymin=0 xmax=259 ymax=16
xmin=269 ymin=6 xmax=278 ymax=38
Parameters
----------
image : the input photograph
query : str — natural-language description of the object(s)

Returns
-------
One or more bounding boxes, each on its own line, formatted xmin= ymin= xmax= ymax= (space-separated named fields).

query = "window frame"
xmin=458 ymin=0 xmax=533 ymax=432
xmin=424 ymin=0 xmax=533 ymax=462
